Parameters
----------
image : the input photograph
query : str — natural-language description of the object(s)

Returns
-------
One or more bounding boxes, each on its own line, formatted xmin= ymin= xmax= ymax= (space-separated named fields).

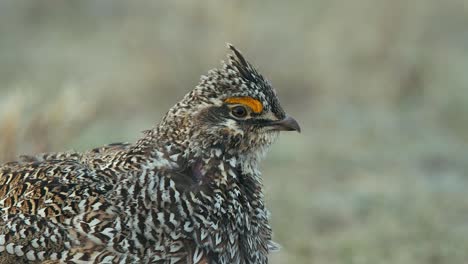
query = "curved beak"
xmin=269 ymin=116 xmax=301 ymax=133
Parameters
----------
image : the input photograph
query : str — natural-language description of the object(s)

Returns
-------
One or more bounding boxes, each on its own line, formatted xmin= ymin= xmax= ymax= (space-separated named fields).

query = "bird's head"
xmin=158 ymin=44 xmax=300 ymax=163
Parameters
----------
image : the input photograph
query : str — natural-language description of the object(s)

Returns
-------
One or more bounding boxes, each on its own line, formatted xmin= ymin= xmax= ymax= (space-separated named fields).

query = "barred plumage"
xmin=0 ymin=44 xmax=300 ymax=264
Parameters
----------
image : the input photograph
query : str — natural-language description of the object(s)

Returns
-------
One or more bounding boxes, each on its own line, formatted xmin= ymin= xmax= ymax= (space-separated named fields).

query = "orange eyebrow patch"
xmin=225 ymin=97 xmax=263 ymax=113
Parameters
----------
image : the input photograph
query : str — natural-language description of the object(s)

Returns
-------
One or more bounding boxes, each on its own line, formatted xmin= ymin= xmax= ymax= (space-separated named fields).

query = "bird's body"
xmin=0 ymin=45 xmax=300 ymax=263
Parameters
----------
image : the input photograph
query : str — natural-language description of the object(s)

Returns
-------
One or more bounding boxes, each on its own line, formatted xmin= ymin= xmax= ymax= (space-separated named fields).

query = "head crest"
xmin=226 ymin=43 xmax=265 ymax=85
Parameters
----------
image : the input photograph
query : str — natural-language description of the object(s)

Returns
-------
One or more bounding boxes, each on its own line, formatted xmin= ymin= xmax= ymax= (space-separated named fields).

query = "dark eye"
xmin=231 ymin=106 xmax=248 ymax=118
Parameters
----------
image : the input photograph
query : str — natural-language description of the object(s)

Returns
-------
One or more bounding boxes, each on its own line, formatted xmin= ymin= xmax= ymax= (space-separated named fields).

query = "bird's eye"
xmin=231 ymin=105 xmax=248 ymax=118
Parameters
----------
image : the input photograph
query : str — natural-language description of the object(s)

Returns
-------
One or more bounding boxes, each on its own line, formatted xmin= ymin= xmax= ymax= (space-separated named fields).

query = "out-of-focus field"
xmin=1 ymin=1 xmax=468 ymax=263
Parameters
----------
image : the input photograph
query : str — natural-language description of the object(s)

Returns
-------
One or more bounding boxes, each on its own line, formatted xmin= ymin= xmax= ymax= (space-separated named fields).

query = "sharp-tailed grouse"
xmin=0 ymin=44 xmax=300 ymax=264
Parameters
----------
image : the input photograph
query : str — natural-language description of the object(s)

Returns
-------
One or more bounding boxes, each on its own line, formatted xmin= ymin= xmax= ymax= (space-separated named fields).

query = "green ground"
xmin=1 ymin=1 xmax=468 ymax=263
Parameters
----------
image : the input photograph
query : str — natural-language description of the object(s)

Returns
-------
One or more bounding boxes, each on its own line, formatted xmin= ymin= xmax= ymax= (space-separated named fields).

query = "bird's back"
xmin=0 ymin=141 xmax=228 ymax=263
xmin=0 ymin=143 xmax=132 ymax=263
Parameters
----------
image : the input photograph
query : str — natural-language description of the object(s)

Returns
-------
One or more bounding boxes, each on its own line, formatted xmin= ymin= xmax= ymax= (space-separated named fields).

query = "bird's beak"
xmin=268 ymin=116 xmax=301 ymax=133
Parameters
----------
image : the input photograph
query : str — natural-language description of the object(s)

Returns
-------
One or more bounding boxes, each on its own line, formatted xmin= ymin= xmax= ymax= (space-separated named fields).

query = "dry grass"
xmin=1 ymin=1 xmax=468 ymax=263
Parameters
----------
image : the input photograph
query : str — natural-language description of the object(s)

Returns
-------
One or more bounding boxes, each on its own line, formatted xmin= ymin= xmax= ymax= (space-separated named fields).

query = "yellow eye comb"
xmin=224 ymin=97 xmax=263 ymax=113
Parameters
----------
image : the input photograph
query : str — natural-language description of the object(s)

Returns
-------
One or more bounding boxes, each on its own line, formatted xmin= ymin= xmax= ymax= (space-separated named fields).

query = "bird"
xmin=0 ymin=44 xmax=300 ymax=264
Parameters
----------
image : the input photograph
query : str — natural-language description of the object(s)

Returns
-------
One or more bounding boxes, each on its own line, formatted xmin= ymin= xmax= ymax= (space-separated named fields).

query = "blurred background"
xmin=1 ymin=0 xmax=468 ymax=263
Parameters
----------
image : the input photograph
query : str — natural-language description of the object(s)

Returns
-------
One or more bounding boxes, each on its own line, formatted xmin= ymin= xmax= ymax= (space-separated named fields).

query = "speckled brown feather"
xmin=0 ymin=45 xmax=293 ymax=263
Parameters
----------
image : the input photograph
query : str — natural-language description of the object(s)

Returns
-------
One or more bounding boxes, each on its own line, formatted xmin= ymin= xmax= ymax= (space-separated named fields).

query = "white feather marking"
xmin=6 ymin=243 xmax=14 ymax=254
xmin=31 ymin=239 xmax=39 ymax=248
xmin=37 ymin=251 xmax=45 ymax=260
xmin=193 ymin=247 xmax=204 ymax=263
xmin=26 ymin=250 xmax=36 ymax=261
